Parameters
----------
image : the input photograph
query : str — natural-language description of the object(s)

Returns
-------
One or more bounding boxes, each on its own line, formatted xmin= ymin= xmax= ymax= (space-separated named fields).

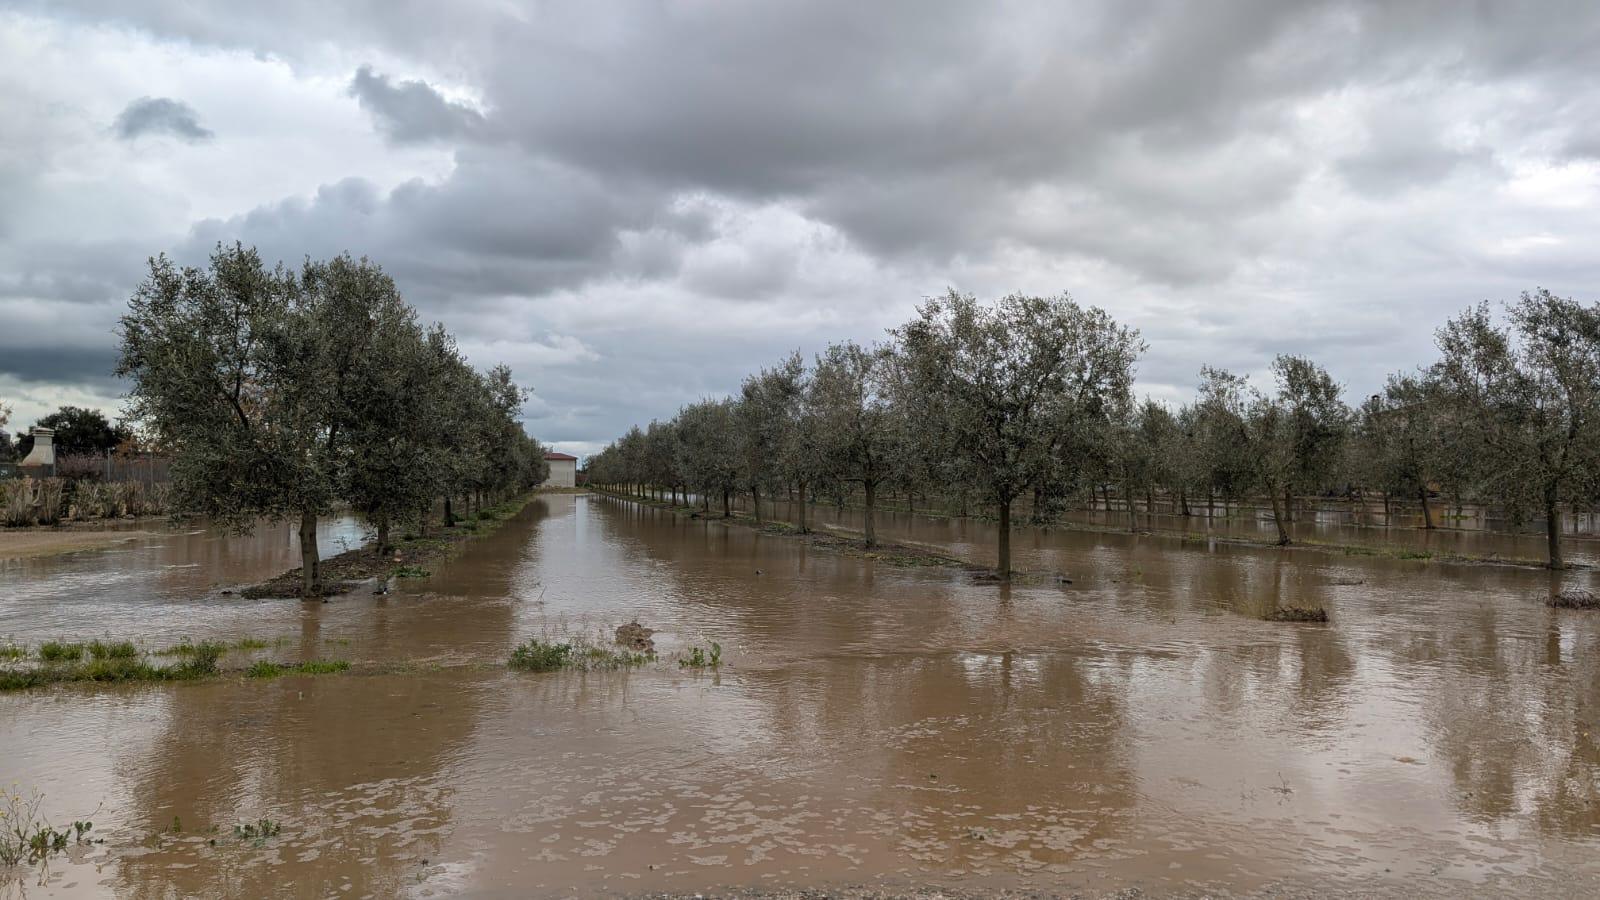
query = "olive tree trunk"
xmin=1266 ymin=483 xmax=1291 ymax=545
xmin=997 ymin=496 xmax=1012 ymax=580
xmin=299 ymin=511 xmax=321 ymax=597
xmin=1546 ymin=482 xmax=1564 ymax=569
xmin=376 ymin=512 xmax=391 ymax=557
xmin=863 ymin=480 xmax=877 ymax=547
xmin=1418 ymin=484 xmax=1435 ymax=529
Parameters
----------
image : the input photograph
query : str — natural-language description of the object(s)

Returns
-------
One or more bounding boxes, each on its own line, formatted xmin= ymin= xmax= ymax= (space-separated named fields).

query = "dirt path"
xmin=0 ymin=528 xmax=158 ymax=560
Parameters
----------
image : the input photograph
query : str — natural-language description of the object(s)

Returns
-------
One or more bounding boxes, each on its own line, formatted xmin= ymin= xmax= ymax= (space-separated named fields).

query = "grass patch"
xmin=508 ymin=634 xmax=653 ymax=673
xmin=88 ymin=639 xmax=138 ymax=660
xmin=244 ymin=659 xmax=351 ymax=679
xmin=0 ymin=641 xmax=25 ymax=661
xmin=38 ymin=641 xmax=84 ymax=662
xmin=390 ymin=564 xmax=431 ymax=579
xmin=1395 ymin=549 xmax=1434 ymax=560
xmin=1265 ymin=605 xmax=1330 ymax=623
xmin=1 ymin=644 xmax=219 ymax=691
xmin=155 ymin=638 xmax=270 ymax=657
xmin=0 ymin=669 xmax=48 ymax=691
xmin=1549 ymin=589 xmax=1600 ymax=609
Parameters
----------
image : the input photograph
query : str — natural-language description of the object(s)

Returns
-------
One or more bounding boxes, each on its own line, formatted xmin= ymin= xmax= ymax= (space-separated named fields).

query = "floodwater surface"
xmin=2 ymin=494 xmax=1599 ymax=898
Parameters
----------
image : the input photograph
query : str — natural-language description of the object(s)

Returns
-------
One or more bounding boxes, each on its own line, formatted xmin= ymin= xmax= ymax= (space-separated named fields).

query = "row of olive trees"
xmin=117 ymin=243 xmax=549 ymax=596
xmin=591 ymin=288 xmax=1600 ymax=573
xmin=588 ymin=291 xmax=1145 ymax=578
xmin=1110 ymin=289 xmax=1600 ymax=568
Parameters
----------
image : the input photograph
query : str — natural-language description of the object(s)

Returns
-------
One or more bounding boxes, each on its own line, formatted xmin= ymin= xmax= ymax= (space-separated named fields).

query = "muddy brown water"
xmin=2 ymin=494 xmax=1599 ymax=898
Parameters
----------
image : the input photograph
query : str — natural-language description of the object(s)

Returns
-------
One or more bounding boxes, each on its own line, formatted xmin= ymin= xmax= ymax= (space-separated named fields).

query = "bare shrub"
xmin=3 ymin=479 xmax=35 ymax=527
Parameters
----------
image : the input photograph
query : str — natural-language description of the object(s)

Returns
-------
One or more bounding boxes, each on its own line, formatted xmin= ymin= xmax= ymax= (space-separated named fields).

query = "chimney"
xmin=19 ymin=427 xmax=56 ymax=473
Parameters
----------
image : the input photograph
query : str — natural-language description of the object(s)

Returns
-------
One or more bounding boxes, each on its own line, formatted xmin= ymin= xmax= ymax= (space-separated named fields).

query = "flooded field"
xmin=3 ymin=493 xmax=1600 ymax=898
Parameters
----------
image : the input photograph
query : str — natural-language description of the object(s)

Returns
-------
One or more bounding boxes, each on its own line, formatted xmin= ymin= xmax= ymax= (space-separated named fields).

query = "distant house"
xmin=542 ymin=451 xmax=578 ymax=488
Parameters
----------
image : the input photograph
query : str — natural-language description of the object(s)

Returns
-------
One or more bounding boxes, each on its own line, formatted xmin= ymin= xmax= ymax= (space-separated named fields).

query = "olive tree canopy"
xmin=895 ymin=290 xmax=1143 ymax=579
xmin=1431 ymin=291 xmax=1600 ymax=568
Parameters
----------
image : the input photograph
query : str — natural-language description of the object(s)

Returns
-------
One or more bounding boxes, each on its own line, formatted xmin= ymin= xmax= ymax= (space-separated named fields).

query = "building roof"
xmin=544 ymin=451 xmax=579 ymax=461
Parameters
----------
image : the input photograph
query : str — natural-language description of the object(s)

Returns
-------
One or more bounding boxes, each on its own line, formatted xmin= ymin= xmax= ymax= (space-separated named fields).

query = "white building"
xmin=542 ymin=451 xmax=578 ymax=488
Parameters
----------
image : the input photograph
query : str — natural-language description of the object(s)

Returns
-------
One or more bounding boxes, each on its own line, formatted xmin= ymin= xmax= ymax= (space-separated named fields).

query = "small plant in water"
xmin=0 ymin=788 xmax=99 ymax=868
xmin=0 ymin=641 xmax=24 ymax=661
xmin=679 ymin=642 xmax=722 ymax=669
xmin=233 ymin=818 xmax=282 ymax=842
xmin=391 ymin=565 xmax=432 ymax=579
xmin=508 ymin=639 xmax=572 ymax=672
xmin=508 ymin=632 xmax=652 ymax=673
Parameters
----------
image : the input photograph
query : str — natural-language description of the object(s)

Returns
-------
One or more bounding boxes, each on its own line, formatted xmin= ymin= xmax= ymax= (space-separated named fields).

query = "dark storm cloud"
xmin=0 ymin=345 xmax=121 ymax=384
xmin=349 ymin=66 xmax=485 ymax=144
xmin=180 ymin=148 xmax=689 ymax=305
xmin=8 ymin=0 xmax=1600 ymax=447
xmin=113 ymin=96 xmax=212 ymax=142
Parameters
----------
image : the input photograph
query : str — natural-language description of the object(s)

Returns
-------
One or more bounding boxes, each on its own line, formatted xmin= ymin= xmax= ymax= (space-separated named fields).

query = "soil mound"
xmin=615 ymin=621 xmax=656 ymax=652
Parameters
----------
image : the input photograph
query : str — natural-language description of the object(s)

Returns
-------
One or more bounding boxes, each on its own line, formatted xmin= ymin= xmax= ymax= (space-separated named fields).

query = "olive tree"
xmin=677 ymin=399 xmax=740 ymax=515
xmin=122 ymin=246 xmax=375 ymax=594
xmin=1431 ymin=291 xmax=1600 ymax=568
xmin=1352 ymin=373 xmax=1454 ymax=526
xmin=734 ymin=354 xmax=803 ymax=524
xmin=1271 ymin=355 xmax=1350 ymax=520
xmin=810 ymin=341 xmax=902 ymax=547
xmin=895 ymin=291 xmax=1143 ymax=579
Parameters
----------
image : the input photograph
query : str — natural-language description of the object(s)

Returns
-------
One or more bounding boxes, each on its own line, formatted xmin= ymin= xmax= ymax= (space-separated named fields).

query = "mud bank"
xmin=0 ymin=527 xmax=161 ymax=560
xmin=239 ymin=493 xmax=539 ymax=598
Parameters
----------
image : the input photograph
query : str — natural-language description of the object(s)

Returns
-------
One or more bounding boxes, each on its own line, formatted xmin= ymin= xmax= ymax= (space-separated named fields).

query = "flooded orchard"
xmin=3 ymin=493 xmax=1600 ymax=898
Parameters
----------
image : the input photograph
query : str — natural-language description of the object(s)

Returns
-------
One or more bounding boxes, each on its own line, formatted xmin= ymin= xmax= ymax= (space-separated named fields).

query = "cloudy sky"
xmin=3 ymin=1 xmax=1599 ymax=458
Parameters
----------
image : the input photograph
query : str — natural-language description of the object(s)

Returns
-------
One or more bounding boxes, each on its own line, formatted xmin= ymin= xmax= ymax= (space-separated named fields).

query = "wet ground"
xmin=2 ymin=494 xmax=1599 ymax=898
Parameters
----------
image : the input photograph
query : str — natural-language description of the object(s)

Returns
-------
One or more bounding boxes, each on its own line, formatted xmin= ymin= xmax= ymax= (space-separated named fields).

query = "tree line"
xmin=587 ymin=288 xmax=1600 ymax=574
xmin=115 ymin=243 xmax=549 ymax=595
xmin=0 ymin=405 xmax=131 ymax=462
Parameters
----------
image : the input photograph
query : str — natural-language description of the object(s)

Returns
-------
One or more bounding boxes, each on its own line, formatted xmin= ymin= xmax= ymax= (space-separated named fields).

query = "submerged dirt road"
xmin=2 ymin=494 xmax=1598 ymax=898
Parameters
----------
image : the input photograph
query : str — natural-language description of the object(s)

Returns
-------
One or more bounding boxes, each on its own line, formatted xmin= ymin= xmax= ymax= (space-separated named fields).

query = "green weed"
xmin=87 ymin=639 xmax=139 ymax=660
xmin=390 ymin=565 xmax=432 ymax=578
xmin=508 ymin=636 xmax=651 ymax=673
xmin=0 ymin=669 xmax=47 ymax=691
xmin=38 ymin=641 xmax=84 ymax=662
xmin=508 ymin=639 xmax=571 ymax=672
xmin=679 ymin=642 xmax=723 ymax=669
xmin=245 ymin=659 xmax=350 ymax=679
xmin=0 ymin=788 xmax=97 ymax=867
xmin=233 ymin=818 xmax=281 ymax=842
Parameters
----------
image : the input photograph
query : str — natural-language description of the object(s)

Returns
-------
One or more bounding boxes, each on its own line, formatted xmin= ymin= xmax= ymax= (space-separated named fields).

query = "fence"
xmin=53 ymin=451 xmax=172 ymax=485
